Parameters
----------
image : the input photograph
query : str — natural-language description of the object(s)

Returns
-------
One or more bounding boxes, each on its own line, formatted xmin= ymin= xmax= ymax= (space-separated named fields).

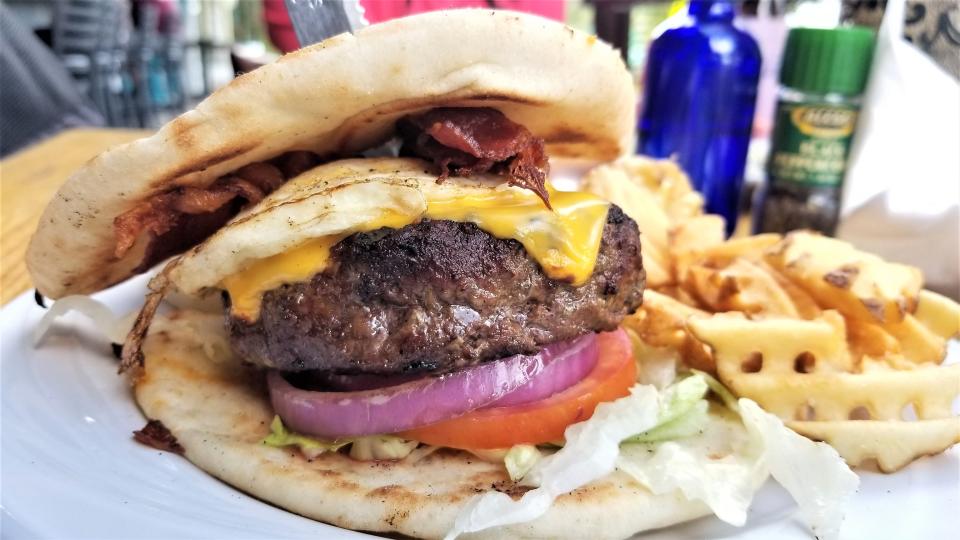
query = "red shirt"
xmin=263 ymin=0 xmax=565 ymax=53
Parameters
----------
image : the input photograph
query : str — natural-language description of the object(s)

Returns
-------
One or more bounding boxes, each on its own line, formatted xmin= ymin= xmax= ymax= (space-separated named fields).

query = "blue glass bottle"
xmin=637 ymin=1 xmax=761 ymax=235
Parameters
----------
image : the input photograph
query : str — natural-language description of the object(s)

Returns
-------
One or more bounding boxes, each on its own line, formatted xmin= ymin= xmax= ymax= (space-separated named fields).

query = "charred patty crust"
xmin=227 ymin=205 xmax=645 ymax=375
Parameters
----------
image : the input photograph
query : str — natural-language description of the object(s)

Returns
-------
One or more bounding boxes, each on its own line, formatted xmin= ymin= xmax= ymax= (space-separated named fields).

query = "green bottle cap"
xmin=779 ymin=27 xmax=876 ymax=96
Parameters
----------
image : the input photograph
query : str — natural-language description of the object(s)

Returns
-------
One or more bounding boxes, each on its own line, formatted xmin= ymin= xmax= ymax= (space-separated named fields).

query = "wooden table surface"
xmin=1 ymin=128 xmax=151 ymax=305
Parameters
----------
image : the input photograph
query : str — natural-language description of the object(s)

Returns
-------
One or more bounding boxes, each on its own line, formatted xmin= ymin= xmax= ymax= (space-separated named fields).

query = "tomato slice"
xmin=400 ymin=329 xmax=636 ymax=449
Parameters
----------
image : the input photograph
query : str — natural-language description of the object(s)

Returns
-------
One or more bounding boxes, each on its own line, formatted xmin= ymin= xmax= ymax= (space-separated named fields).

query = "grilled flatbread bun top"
xmin=27 ymin=10 xmax=635 ymax=299
xmin=168 ymin=158 xmax=553 ymax=296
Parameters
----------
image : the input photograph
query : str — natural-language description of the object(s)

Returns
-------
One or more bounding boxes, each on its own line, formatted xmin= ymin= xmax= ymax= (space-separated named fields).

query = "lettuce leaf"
xmin=349 ymin=436 xmax=418 ymax=461
xmin=619 ymin=393 xmax=859 ymax=540
xmin=624 ymin=374 xmax=709 ymax=443
xmin=617 ymin=405 xmax=765 ymax=526
xmin=443 ymin=384 xmax=660 ymax=540
xmin=262 ymin=416 xmax=351 ymax=459
xmin=504 ymin=445 xmax=542 ymax=482
xmin=739 ymin=399 xmax=859 ymax=540
xmin=444 ymin=374 xmax=858 ymax=540
xmin=465 ymin=448 xmax=509 ymax=463
xmin=626 ymin=399 xmax=709 ymax=443
xmin=693 ymin=369 xmax=740 ymax=411
xmin=261 ymin=416 xmax=419 ymax=461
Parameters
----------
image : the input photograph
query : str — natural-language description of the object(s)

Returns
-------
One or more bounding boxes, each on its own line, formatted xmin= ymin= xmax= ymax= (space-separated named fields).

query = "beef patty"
xmin=227 ymin=205 xmax=645 ymax=375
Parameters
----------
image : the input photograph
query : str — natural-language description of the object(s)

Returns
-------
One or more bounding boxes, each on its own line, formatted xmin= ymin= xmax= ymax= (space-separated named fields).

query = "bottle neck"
xmin=688 ymin=1 xmax=735 ymax=22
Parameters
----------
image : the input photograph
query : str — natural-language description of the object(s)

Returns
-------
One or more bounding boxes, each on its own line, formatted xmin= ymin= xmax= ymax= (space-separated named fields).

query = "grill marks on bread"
xmin=111 ymin=151 xmax=321 ymax=267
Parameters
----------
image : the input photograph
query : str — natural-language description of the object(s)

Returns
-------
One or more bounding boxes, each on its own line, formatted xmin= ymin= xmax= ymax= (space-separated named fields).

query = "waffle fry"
xmin=788 ymin=419 xmax=960 ymax=473
xmin=582 ymin=159 xmax=958 ymax=472
xmin=623 ymin=290 xmax=713 ymax=373
xmin=684 ymin=259 xmax=801 ymax=317
xmin=759 ymin=261 xmax=823 ymax=319
xmin=845 ymin=317 xmax=901 ymax=363
xmin=884 ymin=314 xmax=947 ymax=364
xmin=583 ymin=157 xmax=712 ymax=288
xmin=678 ymin=234 xmax=781 ymax=266
xmin=765 ymin=231 xmax=923 ymax=325
xmin=687 ymin=312 xmax=960 ymax=472
xmin=913 ymin=289 xmax=960 ymax=339
xmin=668 ymin=215 xmax=726 ymax=263
xmin=673 ymin=234 xmax=781 ymax=285
xmin=651 ymin=284 xmax=702 ymax=308
xmin=688 ymin=311 xmax=855 ymax=377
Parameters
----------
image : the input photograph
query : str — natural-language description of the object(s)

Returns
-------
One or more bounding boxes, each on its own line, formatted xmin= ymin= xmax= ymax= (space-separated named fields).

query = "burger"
xmin=27 ymin=10 xmax=854 ymax=540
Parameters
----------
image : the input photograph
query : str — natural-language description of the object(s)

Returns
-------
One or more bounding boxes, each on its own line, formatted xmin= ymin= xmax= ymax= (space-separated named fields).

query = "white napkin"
xmin=838 ymin=0 xmax=960 ymax=297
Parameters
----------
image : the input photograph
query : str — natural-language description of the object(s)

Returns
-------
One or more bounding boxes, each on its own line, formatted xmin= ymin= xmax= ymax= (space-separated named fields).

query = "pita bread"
xmin=27 ymin=9 xmax=636 ymax=299
xmin=134 ymin=310 xmax=752 ymax=539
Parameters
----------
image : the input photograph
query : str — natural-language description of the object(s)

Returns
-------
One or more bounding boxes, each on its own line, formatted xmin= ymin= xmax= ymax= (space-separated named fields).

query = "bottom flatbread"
xmin=135 ymin=310 xmax=727 ymax=539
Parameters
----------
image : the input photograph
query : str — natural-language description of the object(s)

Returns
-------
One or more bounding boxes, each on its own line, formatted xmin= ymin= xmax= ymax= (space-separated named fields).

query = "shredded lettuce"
xmin=443 ymin=384 xmax=660 ymax=540
xmin=619 ymin=386 xmax=858 ymax=539
xmin=262 ymin=416 xmax=351 ymax=459
xmin=504 ymin=445 xmax=541 ymax=482
xmin=624 ymin=374 xmax=709 ymax=443
xmin=466 ymin=445 xmax=543 ymax=481
xmin=404 ymin=444 xmax=442 ymax=464
xmin=466 ymin=448 xmax=509 ymax=463
xmin=693 ymin=369 xmax=740 ymax=411
xmin=738 ymin=399 xmax=859 ymax=540
xmin=349 ymin=436 xmax=418 ymax=461
xmin=445 ymin=375 xmax=859 ymax=540
xmin=618 ymin=374 xmax=763 ymax=525
xmin=626 ymin=400 xmax=709 ymax=443
xmin=655 ymin=374 xmax=709 ymax=423
xmin=262 ymin=416 xmax=419 ymax=461
xmin=618 ymin=405 xmax=764 ymax=526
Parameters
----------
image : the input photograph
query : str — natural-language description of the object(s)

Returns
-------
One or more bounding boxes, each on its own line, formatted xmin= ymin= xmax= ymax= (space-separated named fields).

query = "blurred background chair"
xmin=50 ymin=0 xmax=134 ymax=126
xmin=128 ymin=1 xmax=160 ymax=127
xmin=130 ymin=0 xmax=187 ymax=126
xmin=0 ymin=4 xmax=105 ymax=157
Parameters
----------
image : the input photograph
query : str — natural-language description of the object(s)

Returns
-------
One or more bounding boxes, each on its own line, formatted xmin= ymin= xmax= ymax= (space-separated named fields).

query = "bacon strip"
xmin=398 ymin=108 xmax=552 ymax=208
xmin=133 ymin=420 xmax=184 ymax=454
xmin=112 ymin=109 xmax=551 ymax=265
xmin=114 ymin=177 xmax=266 ymax=259
xmin=113 ymin=193 xmax=180 ymax=258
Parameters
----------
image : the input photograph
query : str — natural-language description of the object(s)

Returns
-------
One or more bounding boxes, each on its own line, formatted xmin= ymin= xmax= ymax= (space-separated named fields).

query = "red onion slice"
xmin=289 ymin=371 xmax=424 ymax=392
xmin=269 ymin=351 xmax=541 ymax=438
xmin=485 ymin=333 xmax=598 ymax=408
xmin=267 ymin=334 xmax=599 ymax=439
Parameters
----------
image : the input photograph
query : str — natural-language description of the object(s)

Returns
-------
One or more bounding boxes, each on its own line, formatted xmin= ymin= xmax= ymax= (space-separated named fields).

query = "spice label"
xmin=768 ymin=102 xmax=859 ymax=186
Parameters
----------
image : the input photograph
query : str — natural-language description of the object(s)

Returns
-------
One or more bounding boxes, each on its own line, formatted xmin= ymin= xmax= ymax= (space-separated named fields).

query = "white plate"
xmin=2 ymin=278 xmax=958 ymax=539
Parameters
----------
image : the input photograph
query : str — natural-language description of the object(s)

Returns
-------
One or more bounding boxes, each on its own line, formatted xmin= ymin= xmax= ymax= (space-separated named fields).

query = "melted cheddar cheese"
xmin=223 ymin=188 xmax=610 ymax=320
xmin=425 ymin=189 xmax=610 ymax=284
